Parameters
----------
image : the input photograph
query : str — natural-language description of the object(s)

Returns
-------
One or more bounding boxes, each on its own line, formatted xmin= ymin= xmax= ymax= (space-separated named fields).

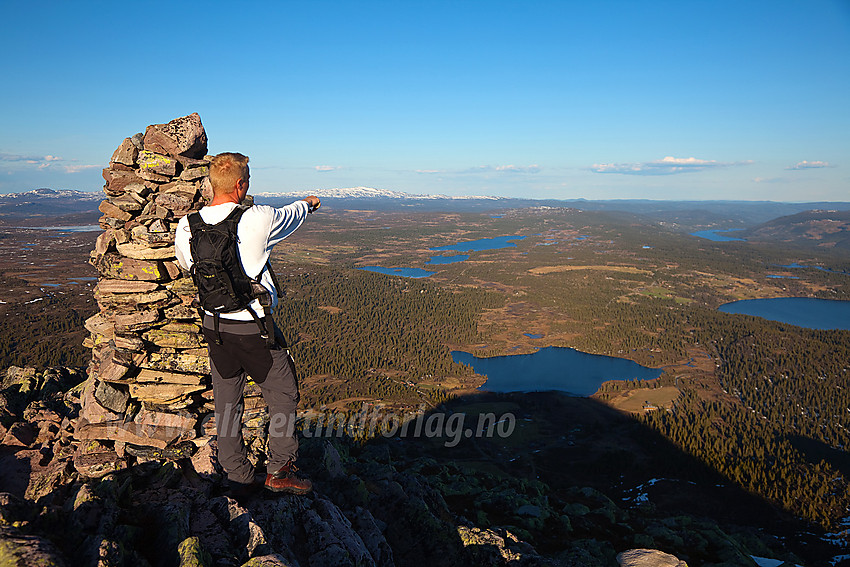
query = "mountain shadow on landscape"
xmin=0 ymin=366 xmax=841 ymax=566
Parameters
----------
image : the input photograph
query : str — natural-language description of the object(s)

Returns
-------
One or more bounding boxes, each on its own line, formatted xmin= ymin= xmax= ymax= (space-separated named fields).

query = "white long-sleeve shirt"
xmin=175 ymin=200 xmax=310 ymax=320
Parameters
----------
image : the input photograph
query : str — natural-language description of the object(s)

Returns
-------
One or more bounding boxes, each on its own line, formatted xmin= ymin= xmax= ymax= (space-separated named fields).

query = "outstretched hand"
xmin=303 ymin=196 xmax=321 ymax=212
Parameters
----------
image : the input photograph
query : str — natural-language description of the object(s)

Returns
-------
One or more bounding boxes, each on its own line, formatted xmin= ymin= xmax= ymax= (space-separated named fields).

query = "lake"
xmin=431 ymin=235 xmax=526 ymax=252
xmin=718 ymin=297 xmax=850 ymax=330
xmin=775 ymin=263 xmax=850 ymax=276
xmin=359 ymin=266 xmax=436 ymax=278
xmin=361 ymin=235 xmax=527 ymax=277
xmin=690 ymin=229 xmax=746 ymax=242
xmin=452 ymin=346 xmax=663 ymax=395
xmin=23 ymin=225 xmax=102 ymax=233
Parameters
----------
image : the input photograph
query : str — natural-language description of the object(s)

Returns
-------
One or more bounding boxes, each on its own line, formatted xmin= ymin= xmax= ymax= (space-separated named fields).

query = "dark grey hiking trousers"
xmin=202 ymin=317 xmax=299 ymax=484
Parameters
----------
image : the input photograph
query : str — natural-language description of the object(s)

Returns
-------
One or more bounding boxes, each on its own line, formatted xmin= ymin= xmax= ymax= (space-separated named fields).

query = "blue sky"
xmin=1 ymin=0 xmax=848 ymax=201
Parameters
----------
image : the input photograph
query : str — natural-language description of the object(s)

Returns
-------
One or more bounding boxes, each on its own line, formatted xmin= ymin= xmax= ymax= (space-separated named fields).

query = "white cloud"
xmin=494 ymin=164 xmax=541 ymax=173
xmin=63 ymin=164 xmax=101 ymax=173
xmin=314 ymin=165 xmax=339 ymax=172
xmin=786 ymin=160 xmax=832 ymax=170
xmin=0 ymin=153 xmax=63 ymax=164
xmin=590 ymin=156 xmax=751 ymax=175
xmin=418 ymin=164 xmax=542 ymax=175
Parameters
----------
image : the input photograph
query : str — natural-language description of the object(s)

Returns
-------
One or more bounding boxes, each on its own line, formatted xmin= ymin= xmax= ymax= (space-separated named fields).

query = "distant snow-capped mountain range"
xmin=0 ymin=187 xmax=503 ymax=201
xmin=253 ymin=187 xmax=504 ymax=200
xmin=0 ymin=188 xmax=102 ymax=200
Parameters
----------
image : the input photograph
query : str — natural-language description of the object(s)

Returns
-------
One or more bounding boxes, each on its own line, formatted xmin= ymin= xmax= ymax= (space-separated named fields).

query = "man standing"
xmin=175 ymin=152 xmax=320 ymax=496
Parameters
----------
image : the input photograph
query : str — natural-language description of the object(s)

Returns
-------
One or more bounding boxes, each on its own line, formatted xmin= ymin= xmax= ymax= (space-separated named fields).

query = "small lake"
xmin=23 ymin=225 xmax=101 ymax=233
xmin=690 ymin=229 xmax=746 ymax=242
xmin=431 ymin=235 xmax=526 ymax=253
xmin=775 ymin=263 xmax=850 ymax=276
xmin=452 ymin=346 xmax=663 ymax=395
xmin=359 ymin=266 xmax=436 ymax=278
xmin=718 ymin=298 xmax=850 ymax=330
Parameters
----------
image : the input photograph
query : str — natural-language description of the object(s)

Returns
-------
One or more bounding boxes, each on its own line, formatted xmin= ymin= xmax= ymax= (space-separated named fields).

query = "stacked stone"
xmin=75 ymin=113 xmax=216 ymax=474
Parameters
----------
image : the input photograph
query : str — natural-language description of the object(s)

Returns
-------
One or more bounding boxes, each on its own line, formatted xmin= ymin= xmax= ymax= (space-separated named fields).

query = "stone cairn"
xmin=75 ymin=113 xmax=267 ymax=477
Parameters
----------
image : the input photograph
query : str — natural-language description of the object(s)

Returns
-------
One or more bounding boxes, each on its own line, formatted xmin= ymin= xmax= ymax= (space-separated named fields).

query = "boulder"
xmin=142 ymin=328 xmax=203 ymax=349
xmin=155 ymin=192 xmax=195 ymax=217
xmin=113 ymin=335 xmax=146 ymax=352
xmin=95 ymin=351 xmax=131 ymax=383
xmin=102 ymin=169 xmax=145 ymax=196
xmin=77 ymin=378 xmax=124 ymax=425
xmin=109 ymin=194 xmax=145 ymax=212
xmin=160 ymin=180 xmax=199 ymax=196
xmin=189 ymin=438 xmax=219 ymax=478
xmin=2 ymin=366 xmax=37 ymax=390
xmin=96 ymin=279 xmax=160 ymax=294
xmin=145 ymin=352 xmax=210 ymax=374
xmin=94 ymin=380 xmax=130 ymax=414
xmin=94 ymin=252 xmax=168 ymax=281
xmin=98 ymin=288 xmax=175 ymax=312
xmin=84 ymin=313 xmax=115 ymax=339
xmin=138 ymin=150 xmax=178 ymax=177
xmin=0 ymin=526 xmax=69 ymax=566
xmin=74 ymin=450 xmax=126 ymax=479
xmin=181 ymin=164 xmax=209 ymax=182
xmin=116 ymin=242 xmax=176 ymax=260
xmin=94 ymin=229 xmax=118 ymax=256
xmin=143 ymin=112 xmax=207 ymax=159
xmin=113 ymin=309 xmax=161 ymax=333
xmin=164 ymin=303 xmax=201 ymax=320
xmin=129 ymin=382 xmax=205 ymax=405
xmin=177 ymin=536 xmax=213 ymax=566
xmin=98 ymin=200 xmax=132 ymax=222
xmin=110 ymin=137 xmax=139 ymax=166
xmin=617 ymin=549 xmax=688 ymax=567
xmin=2 ymin=422 xmax=36 ymax=447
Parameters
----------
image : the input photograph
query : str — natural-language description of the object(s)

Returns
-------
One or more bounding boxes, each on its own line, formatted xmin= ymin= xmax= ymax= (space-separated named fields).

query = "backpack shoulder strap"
xmin=187 ymin=210 xmax=206 ymax=232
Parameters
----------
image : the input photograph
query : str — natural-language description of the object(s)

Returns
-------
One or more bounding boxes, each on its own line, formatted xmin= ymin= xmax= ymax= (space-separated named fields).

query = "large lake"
xmin=452 ymin=346 xmax=662 ymax=395
xmin=431 ymin=235 xmax=526 ymax=252
xmin=718 ymin=298 xmax=850 ymax=330
xmin=361 ymin=235 xmax=527 ymax=277
xmin=690 ymin=229 xmax=746 ymax=242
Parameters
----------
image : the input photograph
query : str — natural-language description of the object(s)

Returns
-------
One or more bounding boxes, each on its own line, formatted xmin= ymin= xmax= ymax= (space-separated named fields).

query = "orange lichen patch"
xmin=528 ymin=265 xmax=653 ymax=275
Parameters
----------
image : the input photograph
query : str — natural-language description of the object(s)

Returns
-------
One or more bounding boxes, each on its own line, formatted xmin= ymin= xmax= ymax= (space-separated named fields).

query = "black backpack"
xmin=187 ymin=205 xmax=282 ymax=347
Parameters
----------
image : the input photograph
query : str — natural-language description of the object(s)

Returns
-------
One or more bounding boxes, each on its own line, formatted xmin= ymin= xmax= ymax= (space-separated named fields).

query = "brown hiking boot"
xmin=264 ymin=460 xmax=312 ymax=494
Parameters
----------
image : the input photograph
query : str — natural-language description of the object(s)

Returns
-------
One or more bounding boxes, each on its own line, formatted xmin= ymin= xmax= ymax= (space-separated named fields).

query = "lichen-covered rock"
xmin=94 ymin=252 xmax=168 ymax=281
xmin=142 ymin=328 xmax=203 ymax=349
xmin=138 ymin=150 xmax=178 ymax=177
xmin=94 ymin=381 xmax=130 ymax=414
xmin=178 ymin=536 xmax=214 ymax=567
xmin=0 ymin=525 xmax=68 ymax=566
xmin=73 ymin=449 xmax=126 ymax=479
xmin=144 ymin=113 xmax=208 ymax=159
xmin=146 ymin=352 xmax=210 ymax=374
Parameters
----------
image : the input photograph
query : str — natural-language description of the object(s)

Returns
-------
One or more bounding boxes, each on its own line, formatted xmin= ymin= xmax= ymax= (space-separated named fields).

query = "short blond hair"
xmin=209 ymin=152 xmax=249 ymax=195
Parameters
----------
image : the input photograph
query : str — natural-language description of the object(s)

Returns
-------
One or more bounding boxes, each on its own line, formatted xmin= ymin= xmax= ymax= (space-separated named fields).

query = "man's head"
xmin=209 ymin=152 xmax=250 ymax=199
